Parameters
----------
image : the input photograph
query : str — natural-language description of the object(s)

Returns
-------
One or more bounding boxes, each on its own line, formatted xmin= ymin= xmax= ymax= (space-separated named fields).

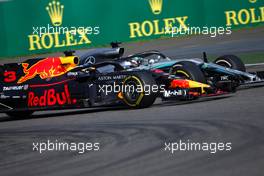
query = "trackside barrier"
xmin=0 ymin=0 xmax=263 ymax=57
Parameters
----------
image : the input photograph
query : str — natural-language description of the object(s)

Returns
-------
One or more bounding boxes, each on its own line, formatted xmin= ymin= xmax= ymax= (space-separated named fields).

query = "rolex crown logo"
xmin=249 ymin=0 xmax=257 ymax=3
xmin=46 ymin=0 xmax=64 ymax=26
xmin=148 ymin=0 xmax=163 ymax=15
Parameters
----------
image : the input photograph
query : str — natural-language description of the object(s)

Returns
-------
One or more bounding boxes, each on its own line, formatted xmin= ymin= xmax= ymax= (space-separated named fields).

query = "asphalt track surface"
xmin=0 ymin=28 xmax=264 ymax=176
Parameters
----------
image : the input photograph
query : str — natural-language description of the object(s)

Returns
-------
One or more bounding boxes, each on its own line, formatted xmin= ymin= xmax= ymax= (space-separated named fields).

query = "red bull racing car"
xmin=0 ymin=50 xmax=223 ymax=118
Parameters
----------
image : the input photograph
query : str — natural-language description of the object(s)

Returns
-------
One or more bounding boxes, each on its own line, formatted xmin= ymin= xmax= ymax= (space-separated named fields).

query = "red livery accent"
xmin=152 ymin=69 xmax=164 ymax=73
xmin=29 ymin=79 xmax=74 ymax=88
xmin=170 ymin=80 xmax=190 ymax=88
xmin=28 ymin=84 xmax=76 ymax=107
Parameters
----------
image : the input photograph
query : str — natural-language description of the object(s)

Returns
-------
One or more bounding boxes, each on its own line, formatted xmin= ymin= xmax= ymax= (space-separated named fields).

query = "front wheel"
xmin=170 ymin=61 xmax=206 ymax=83
xmin=214 ymin=55 xmax=246 ymax=72
xmin=121 ymin=72 xmax=157 ymax=108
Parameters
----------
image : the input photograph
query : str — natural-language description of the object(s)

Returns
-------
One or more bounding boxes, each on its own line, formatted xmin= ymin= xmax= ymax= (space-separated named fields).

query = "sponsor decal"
xmin=12 ymin=96 xmax=21 ymax=99
xmin=3 ymin=85 xmax=29 ymax=91
xmin=129 ymin=0 xmax=189 ymax=39
xmin=97 ymin=75 xmax=128 ymax=81
xmin=149 ymin=0 xmax=163 ymax=15
xmin=0 ymin=95 xmax=11 ymax=99
xmin=83 ymin=56 xmax=96 ymax=65
xmin=28 ymin=84 xmax=76 ymax=107
xmin=28 ymin=29 xmax=92 ymax=51
xmin=28 ymin=0 xmax=92 ymax=51
xmin=225 ymin=0 xmax=264 ymax=26
xmin=128 ymin=17 xmax=189 ymax=39
xmin=17 ymin=57 xmax=77 ymax=84
xmin=163 ymin=90 xmax=187 ymax=98
xmin=46 ymin=0 xmax=64 ymax=26
xmin=220 ymin=76 xmax=229 ymax=81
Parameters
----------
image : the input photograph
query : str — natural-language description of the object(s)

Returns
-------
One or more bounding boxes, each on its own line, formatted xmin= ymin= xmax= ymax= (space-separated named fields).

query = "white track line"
xmin=0 ymin=103 xmax=13 ymax=110
xmin=246 ymin=63 xmax=264 ymax=67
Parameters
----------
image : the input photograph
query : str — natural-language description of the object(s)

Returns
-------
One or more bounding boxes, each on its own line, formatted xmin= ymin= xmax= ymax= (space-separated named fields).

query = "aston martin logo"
xmin=148 ymin=0 xmax=163 ymax=15
xmin=46 ymin=0 xmax=64 ymax=26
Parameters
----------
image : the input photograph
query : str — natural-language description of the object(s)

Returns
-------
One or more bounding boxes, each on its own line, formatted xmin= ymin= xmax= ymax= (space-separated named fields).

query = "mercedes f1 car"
xmin=109 ymin=46 xmax=264 ymax=92
xmin=0 ymin=51 xmax=217 ymax=118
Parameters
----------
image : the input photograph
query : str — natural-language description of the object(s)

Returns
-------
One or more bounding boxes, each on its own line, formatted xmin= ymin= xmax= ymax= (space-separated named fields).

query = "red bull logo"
xmin=18 ymin=57 xmax=78 ymax=84
xmin=28 ymin=84 xmax=77 ymax=107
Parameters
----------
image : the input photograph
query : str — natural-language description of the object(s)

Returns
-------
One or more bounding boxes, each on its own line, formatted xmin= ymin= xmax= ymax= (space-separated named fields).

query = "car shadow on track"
xmin=0 ymin=106 xmax=128 ymax=122
xmin=0 ymin=95 xmax=233 ymax=122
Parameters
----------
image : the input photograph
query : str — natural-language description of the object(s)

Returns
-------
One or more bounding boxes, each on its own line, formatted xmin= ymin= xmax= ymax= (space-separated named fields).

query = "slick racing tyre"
xmin=214 ymin=55 xmax=246 ymax=72
xmin=170 ymin=61 xmax=206 ymax=83
xmin=121 ymin=72 xmax=157 ymax=108
xmin=6 ymin=111 xmax=34 ymax=119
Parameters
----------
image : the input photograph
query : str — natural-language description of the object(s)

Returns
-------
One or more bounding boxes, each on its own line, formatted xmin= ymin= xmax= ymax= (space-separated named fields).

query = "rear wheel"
xmin=170 ymin=61 xmax=206 ymax=83
xmin=6 ymin=111 xmax=34 ymax=118
xmin=122 ymin=72 xmax=157 ymax=108
xmin=214 ymin=55 xmax=246 ymax=72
